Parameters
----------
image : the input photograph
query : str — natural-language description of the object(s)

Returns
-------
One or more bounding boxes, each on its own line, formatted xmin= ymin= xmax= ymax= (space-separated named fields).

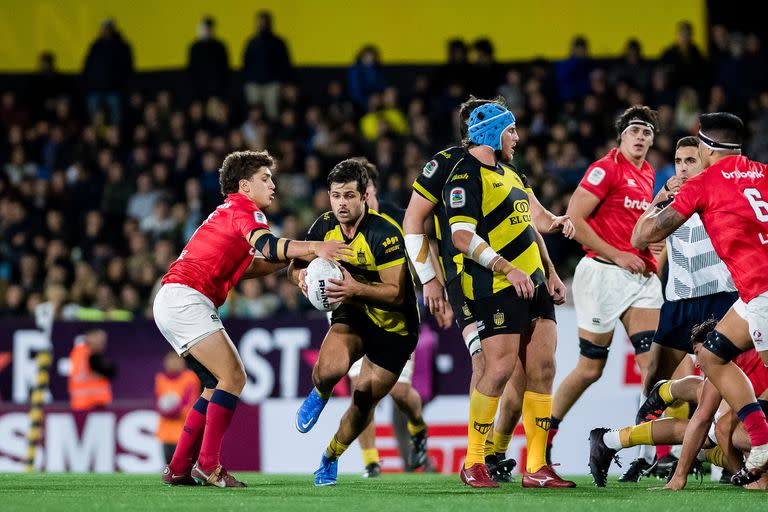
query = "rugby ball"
xmin=306 ymin=258 xmax=343 ymax=312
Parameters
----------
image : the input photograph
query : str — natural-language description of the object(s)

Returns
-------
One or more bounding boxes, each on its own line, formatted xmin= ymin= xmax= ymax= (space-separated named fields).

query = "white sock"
xmin=671 ymin=445 xmax=682 ymax=458
xmin=603 ymin=430 xmax=623 ymax=451
xmin=696 ymin=449 xmax=706 ymax=462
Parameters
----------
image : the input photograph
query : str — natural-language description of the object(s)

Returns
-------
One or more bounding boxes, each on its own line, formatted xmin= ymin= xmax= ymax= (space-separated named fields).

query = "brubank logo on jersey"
xmin=721 ymin=169 xmax=765 ymax=179
xmin=624 ymin=196 xmax=651 ymax=210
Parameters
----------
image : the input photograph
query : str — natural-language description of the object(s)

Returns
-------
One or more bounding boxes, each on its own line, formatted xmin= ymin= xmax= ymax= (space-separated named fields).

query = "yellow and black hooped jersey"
xmin=443 ymin=156 xmax=545 ymax=301
xmin=306 ymin=207 xmax=419 ymax=336
xmin=412 ymin=145 xmax=467 ymax=284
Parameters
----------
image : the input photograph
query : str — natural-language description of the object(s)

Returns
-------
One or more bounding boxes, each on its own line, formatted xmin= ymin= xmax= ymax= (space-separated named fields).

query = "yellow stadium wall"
xmin=0 ymin=0 xmax=707 ymax=72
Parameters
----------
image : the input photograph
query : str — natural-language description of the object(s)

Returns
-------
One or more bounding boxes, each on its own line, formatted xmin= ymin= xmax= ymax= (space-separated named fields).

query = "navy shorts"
xmin=653 ymin=291 xmax=739 ymax=353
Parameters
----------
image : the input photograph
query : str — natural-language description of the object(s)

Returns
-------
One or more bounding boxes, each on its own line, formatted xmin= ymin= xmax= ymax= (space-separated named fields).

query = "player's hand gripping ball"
xmin=306 ymin=258 xmax=344 ymax=312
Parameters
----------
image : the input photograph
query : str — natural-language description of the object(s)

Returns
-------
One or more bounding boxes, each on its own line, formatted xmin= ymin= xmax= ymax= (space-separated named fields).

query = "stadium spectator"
xmin=348 ymin=45 xmax=387 ymax=111
xmin=555 ymin=36 xmax=594 ymax=103
xmin=187 ymin=16 xmax=230 ymax=102
xmin=155 ymin=352 xmax=201 ymax=464
xmin=68 ymin=328 xmax=116 ymax=411
xmin=660 ymin=21 xmax=706 ymax=93
xmin=609 ymin=39 xmax=652 ymax=92
xmin=26 ymin=52 xmax=76 ymax=120
xmin=81 ymin=19 xmax=133 ymax=124
xmin=468 ymin=38 xmax=503 ymax=98
xmin=242 ymin=11 xmax=293 ymax=120
xmin=433 ymin=39 xmax=471 ymax=94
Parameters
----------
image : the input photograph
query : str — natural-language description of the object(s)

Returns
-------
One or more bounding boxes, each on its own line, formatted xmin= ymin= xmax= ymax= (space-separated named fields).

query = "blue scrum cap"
xmin=467 ymin=103 xmax=516 ymax=151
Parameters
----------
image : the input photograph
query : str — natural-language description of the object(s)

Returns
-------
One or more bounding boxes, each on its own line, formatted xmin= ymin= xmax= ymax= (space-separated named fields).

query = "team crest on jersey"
xmin=357 ymin=250 xmax=368 ymax=265
xmin=587 ymin=167 xmax=606 ymax=185
xmin=254 ymin=211 xmax=267 ymax=224
xmin=422 ymin=159 xmax=439 ymax=178
xmin=450 ymin=187 xmax=466 ymax=208
xmin=462 ymin=303 xmax=471 ymax=318
xmin=493 ymin=310 xmax=505 ymax=327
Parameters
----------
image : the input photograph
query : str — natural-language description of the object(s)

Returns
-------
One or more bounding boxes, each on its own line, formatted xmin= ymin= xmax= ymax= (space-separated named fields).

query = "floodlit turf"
xmin=0 ymin=473 xmax=765 ymax=512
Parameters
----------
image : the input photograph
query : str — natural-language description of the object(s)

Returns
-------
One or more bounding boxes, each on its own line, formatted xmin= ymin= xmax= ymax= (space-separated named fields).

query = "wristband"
xmin=663 ymin=182 xmax=671 ymax=192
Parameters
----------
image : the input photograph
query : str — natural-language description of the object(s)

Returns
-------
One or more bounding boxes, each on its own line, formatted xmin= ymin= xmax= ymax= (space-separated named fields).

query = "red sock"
xmin=197 ymin=390 xmax=238 ymax=472
xmin=169 ymin=398 xmax=208 ymax=474
xmin=738 ymin=403 xmax=768 ymax=447
xmin=655 ymin=445 xmax=671 ymax=459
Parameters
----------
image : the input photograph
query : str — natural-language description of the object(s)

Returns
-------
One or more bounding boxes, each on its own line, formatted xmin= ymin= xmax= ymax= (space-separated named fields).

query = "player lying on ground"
xmin=288 ymin=159 xmax=421 ymax=486
xmin=153 ymin=150 xmax=350 ymax=487
xmin=590 ymin=319 xmax=768 ymax=487
xmin=632 ymin=112 xmax=768 ymax=485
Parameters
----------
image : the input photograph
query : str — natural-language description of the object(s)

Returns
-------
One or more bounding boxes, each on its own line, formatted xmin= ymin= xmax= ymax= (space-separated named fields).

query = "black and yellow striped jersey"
xmin=443 ymin=156 xmax=545 ymax=301
xmin=306 ymin=206 xmax=419 ymax=336
xmin=412 ymin=146 xmax=466 ymax=284
xmin=376 ymin=201 xmax=405 ymax=232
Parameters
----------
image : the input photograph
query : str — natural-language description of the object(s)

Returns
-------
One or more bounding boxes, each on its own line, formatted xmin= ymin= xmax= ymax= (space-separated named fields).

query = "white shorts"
xmin=732 ymin=291 xmax=768 ymax=352
xmin=348 ymin=355 xmax=414 ymax=385
xmin=573 ymin=257 xmax=663 ymax=334
xmin=153 ymin=284 xmax=225 ymax=356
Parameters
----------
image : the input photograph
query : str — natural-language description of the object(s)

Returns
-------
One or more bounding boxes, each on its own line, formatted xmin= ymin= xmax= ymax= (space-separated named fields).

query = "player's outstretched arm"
xmin=529 ymin=191 xmax=575 ymax=239
xmin=326 ymin=263 xmax=407 ymax=308
xmin=631 ymin=203 xmax=687 ymax=250
xmin=665 ymin=380 xmax=722 ymax=490
xmin=240 ymin=257 xmax=289 ymax=280
xmin=248 ymin=229 xmax=353 ymax=262
xmin=404 ymin=192 xmax=446 ymax=315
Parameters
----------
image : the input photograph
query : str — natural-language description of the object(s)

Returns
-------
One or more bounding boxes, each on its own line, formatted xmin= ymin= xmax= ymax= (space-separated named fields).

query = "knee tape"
xmin=703 ymin=329 xmax=744 ymax=362
xmin=630 ymin=330 xmax=655 ymax=355
xmin=465 ymin=330 xmax=482 ymax=356
xmin=579 ymin=338 xmax=609 ymax=360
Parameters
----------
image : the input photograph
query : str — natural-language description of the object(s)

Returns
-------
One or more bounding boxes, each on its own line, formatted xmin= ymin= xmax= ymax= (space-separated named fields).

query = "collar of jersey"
xmin=339 ymin=205 xmax=371 ymax=243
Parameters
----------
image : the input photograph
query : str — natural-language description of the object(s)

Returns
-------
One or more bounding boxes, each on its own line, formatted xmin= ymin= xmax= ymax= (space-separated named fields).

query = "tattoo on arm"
xmin=655 ymin=207 xmax=681 ymax=231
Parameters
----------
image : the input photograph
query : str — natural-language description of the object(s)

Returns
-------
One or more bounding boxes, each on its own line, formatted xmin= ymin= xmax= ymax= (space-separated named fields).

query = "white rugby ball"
xmin=306 ymin=258 xmax=343 ymax=312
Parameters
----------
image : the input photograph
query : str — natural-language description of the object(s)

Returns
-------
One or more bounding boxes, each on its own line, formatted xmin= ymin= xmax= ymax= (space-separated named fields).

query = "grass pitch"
xmin=0 ymin=473 xmax=764 ymax=512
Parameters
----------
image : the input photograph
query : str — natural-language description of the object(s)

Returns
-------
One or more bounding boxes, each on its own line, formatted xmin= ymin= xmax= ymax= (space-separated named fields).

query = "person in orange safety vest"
xmin=155 ymin=351 xmax=201 ymax=463
xmin=68 ymin=329 xmax=116 ymax=411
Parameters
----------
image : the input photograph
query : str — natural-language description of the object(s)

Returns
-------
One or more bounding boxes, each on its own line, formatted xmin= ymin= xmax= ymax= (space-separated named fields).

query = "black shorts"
xmin=474 ymin=285 xmax=556 ymax=341
xmin=331 ymin=305 xmax=417 ymax=375
xmin=653 ymin=291 xmax=739 ymax=353
xmin=445 ymin=277 xmax=474 ymax=332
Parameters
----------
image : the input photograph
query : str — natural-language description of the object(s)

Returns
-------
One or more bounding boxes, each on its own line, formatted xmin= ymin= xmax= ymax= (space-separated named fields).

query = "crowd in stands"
xmin=2 ymin=14 xmax=768 ymax=321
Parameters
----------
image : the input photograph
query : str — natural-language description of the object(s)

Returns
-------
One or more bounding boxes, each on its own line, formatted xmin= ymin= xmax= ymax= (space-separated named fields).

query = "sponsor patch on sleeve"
xmin=586 ymin=167 xmax=606 ymax=186
xmin=449 ymin=187 xmax=466 ymax=208
xmin=254 ymin=211 xmax=267 ymax=225
xmin=422 ymin=159 xmax=439 ymax=178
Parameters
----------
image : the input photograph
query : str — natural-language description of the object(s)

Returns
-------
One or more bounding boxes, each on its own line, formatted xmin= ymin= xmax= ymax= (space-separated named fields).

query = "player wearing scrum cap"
xmin=550 ymin=106 xmax=663 ymax=481
xmin=444 ymin=102 xmax=575 ymax=489
xmin=287 ymin=159 xmax=420 ymax=486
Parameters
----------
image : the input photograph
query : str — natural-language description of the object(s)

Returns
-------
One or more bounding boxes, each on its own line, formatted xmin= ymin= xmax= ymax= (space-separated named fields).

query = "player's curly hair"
xmin=459 ymin=95 xmax=507 ymax=147
xmin=615 ymin=105 xmax=658 ymax=142
xmin=690 ymin=318 xmax=719 ymax=349
xmin=219 ymin=150 xmax=275 ymax=196
xmin=351 ymin=156 xmax=379 ymax=190
xmin=327 ymin=158 xmax=369 ymax=194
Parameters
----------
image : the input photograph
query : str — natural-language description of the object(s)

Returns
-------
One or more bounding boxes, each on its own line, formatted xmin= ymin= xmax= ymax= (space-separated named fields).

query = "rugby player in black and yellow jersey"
xmin=288 ymin=159 xmax=419 ymax=486
xmin=346 ymin=158 xmax=429 ymax=477
xmin=445 ymin=102 xmax=575 ymax=488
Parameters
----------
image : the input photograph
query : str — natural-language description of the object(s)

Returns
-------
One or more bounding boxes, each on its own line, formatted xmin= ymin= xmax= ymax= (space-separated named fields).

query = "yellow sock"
xmin=362 ymin=448 xmax=379 ymax=466
xmin=665 ymin=401 xmax=690 ymax=420
xmin=704 ymin=446 xmax=724 ymax=468
xmin=464 ymin=389 xmax=499 ymax=469
xmin=618 ymin=422 xmax=653 ymax=448
xmin=484 ymin=431 xmax=496 ymax=458
xmin=522 ymin=391 xmax=552 ymax=473
xmin=407 ymin=419 xmax=426 ymax=436
xmin=326 ymin=435 xmax=349 ymax=459
xmin=658 ymin=381 xmax=674 ymax=404
xmin=494 ymin=431 xmax=513 ymax=456
xmin=316 ymin=387 xmax=332 ymax=400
